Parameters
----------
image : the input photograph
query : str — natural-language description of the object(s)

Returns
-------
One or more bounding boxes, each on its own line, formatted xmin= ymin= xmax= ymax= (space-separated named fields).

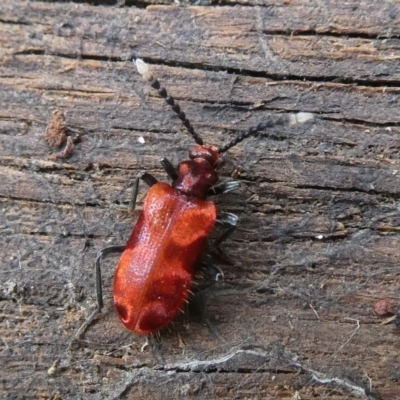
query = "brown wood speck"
xmin=45 ymin=109 xmax=67 ymax=148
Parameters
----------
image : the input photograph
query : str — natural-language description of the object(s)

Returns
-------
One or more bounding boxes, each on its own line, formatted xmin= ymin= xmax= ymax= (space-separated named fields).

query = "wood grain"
xmin=1 ymin=1 xmax=400 ymax=399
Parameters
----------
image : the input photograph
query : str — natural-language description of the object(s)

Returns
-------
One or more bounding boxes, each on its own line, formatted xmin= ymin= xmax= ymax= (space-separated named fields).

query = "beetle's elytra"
xmin=115 ymin=181 xmax=217 ymax=334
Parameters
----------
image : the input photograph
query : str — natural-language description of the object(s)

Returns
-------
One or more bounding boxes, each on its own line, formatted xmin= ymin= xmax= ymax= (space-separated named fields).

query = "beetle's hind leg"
xmin=193 ymin=258 xmax=224 ymax=292
xmin=188 ymin=214 xmax=238 ymax=342
xmin=73 ymin=245 xmax=125 ymax=340
xmin=189 ymin=259 xmax=227 ymax=342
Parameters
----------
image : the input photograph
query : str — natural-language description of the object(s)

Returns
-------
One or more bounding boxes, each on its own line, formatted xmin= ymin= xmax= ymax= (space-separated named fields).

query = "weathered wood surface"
xmin=1 ymin=1 xmax=400 ymax=399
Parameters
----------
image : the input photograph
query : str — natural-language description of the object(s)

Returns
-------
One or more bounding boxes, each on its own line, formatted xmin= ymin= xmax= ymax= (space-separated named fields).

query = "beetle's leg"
xmin=115 ymin=171 xmax=158 ymax=213
xmin=188 ymin=214 xmax=238 ymax=341
xmin=74 ymin=245 xmax=125 ymax=340
xmin=214 ymin=212 xmax=239 ymax=247
xmin=194 ymin=213 xmax=239 ymax=287
xmin=194 ymin=214 xmax=239 ymax=280
xmin=160 ymin=157 xmax=178 ymax=181
xmin=207 ymin=181 xmax=240 ymax=196
xmin=191 ymin=261 xmax=223 ymax=296
xmin=190 ymin=260 xmax=227 ymax=342
xmin=95 ymin=246 xmax=126 ymax=310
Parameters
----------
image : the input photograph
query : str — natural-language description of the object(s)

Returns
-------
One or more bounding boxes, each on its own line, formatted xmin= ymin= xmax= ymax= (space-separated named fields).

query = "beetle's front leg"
xmin=125 ymin=171 xmax=158 ymax=212
xmin=207 ymin=181 xmax=240 ymax=196
xmin=160 ymin=157 xmax=178 ymax=181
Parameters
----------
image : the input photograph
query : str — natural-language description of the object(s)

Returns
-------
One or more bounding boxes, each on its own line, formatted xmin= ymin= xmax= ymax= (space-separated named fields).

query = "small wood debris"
xmin=374 ymin=299 xmax=392 ymax=317
xmin=45 ymin=110 xmax=66 ymax=148
xmin=45 ymin=109 xmax=83 ymax=160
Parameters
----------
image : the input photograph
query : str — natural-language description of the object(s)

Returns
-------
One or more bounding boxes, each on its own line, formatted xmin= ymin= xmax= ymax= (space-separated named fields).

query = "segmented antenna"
xmin=135 ymin=59 xmax=203 ymax=145
xmin=218 ymin=112 xmax=314 ymax=154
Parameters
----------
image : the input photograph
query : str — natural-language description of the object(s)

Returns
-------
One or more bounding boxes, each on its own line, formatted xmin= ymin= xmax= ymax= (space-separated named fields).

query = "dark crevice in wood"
xmin=105 ymin=363 xmax=294 ymax=373
xmin=321 ymin=116 xmax=400 ymax=128
xmin=10 ymin=49 xmax=400 ymax=88
xmin=0 ymin=18 xmax=32 ymax=26
xmin=27 ymin=0 xmax=120 ymax=5
xmin=136 ymin=57 xmax=400 ymax=88
xmin=172 ymin=367 xmax=290 ymax=373
xmin=24 ymin=0 xmax=149 ymax=7
xmin=0 ymin=194 xmax=101 ymax=208
xmin=13 ymin=49 xmax=47 ymax=56
xmin=258 ymin=29 xmax=400 ymax=41
xmin=291 ymin=184 xmax=400 ymax=198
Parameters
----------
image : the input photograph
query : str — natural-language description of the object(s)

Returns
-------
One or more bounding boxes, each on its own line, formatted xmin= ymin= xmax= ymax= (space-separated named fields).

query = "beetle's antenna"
xmin=135 ymin=59 xmax=203 ymax=146
xmin=218 ymin=112 xmax=314 ymax=154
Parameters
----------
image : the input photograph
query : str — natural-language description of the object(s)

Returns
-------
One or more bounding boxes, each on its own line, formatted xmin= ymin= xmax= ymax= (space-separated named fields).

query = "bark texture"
xmin=1 ymin=1 xmax=400 ymax=399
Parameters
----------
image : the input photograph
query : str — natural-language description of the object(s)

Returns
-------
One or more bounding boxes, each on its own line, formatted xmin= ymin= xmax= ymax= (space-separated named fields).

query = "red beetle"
xmin=79 ymin=59 xmax=313 ymax=337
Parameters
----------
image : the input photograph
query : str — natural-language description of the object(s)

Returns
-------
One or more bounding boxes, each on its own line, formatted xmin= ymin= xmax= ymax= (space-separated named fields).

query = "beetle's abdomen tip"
xmin=115 ymin=299 xmax=182 ymax=335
